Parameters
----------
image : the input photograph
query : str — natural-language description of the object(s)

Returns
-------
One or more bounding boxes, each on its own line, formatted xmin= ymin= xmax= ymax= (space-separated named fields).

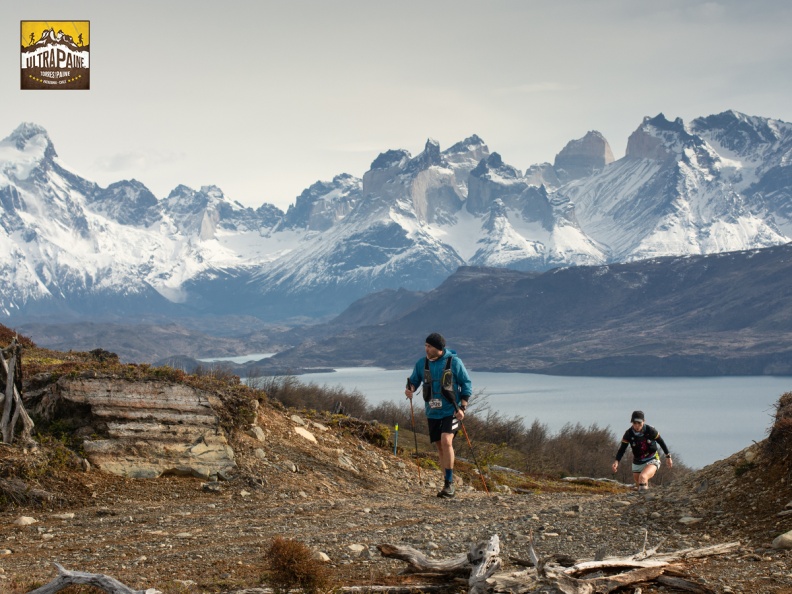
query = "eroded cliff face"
xmin=28 ymin=376 xmax=236 ymax=480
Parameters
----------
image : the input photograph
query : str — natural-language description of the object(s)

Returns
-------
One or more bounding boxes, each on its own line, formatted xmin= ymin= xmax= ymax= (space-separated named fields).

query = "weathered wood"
xmin=381 ymin=535 xmax=741 ymax=594
xmin=53 ymin=584 xmax=452 ymax=594
xmin=552 ymin=565 xmax=666 ymax=594
xmin=656 ymin=574 xmax=717 ymax=593
xmin=26 ymin=562 xmax=160 ymax=594
xmin=648 ymin=541 xmax=741 ymax=562
xmin=377 ymin=543 xmax=470 ymax=574
xmin=378 ymin=537 xmax=503 ymax=594
xmin=469 ymin=536 xmax=502 ymax=594
xmin=1 ymin=340 xmax=35 ymax=444
xmin=0 ymin=351 xmax=14 ymax=439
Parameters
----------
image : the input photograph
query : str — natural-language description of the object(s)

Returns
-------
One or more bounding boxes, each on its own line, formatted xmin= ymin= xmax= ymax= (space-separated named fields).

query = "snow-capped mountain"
xmin=1 ymin=110 xmax=791 ymax=322
xmin=561 ymin=113 xmax=791 ymax=260
xmin=0 ymin=124 xmax=280 ymax=316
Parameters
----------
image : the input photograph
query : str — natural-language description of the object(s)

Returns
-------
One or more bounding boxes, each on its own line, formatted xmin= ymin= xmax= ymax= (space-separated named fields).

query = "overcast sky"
xmin=3 ymin=1 xmax=792 ymax=210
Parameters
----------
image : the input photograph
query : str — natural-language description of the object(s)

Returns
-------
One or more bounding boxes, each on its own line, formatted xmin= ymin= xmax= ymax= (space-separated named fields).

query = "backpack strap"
xmin=439 ymin=356 xmax=458 ymax=410
xmin=424 ymin=356 xmax=458 ymax=409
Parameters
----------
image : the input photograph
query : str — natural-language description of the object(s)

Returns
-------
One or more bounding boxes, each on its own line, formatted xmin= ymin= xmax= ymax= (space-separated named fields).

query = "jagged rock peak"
xmin=199 ymin=185 xmax=226 ymax=200
xmin=645 ymin=113 xmax=685 ymax=130
xmin=405 ymin=138 xmax=446 ymax=173
xmin=4 ymin=122 xmax=57 ymax=159
xmin=370 ymin=149 xmax=411 ymax=171
xmin=690 ymin=110 xmax=786 ymax=154
xmin=166 ymin=184 xmax=194 ymax=199
xmin=486 ymin=152 xmax=504 ymax=168
xmin=471 ymin=152 xmax=521 ymax=179
xmin=101 ymin=178 xmax=158 ymax=204
xmin=553 ymin=131 xmax=614 ymax=180
xmin=625 ymin=113 xmax=694 ymax=161
xmin=294 ymin=174 xmax=359 ymax=201
xmin=166 ymin=184 xmax=232 ymax=206
xmin=284 ymin=173 xmax=361 ymax=230
xmin=422 ymin=138 xmax=442 ymax=161
xmin=444 ymin=134 xmax=486 ymax=155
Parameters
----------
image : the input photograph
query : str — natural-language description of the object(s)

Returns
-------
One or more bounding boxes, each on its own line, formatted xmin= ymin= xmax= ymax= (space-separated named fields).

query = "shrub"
xmin=248 ymin=374 xmax=368 ymax=418
xmin=264 ymin=537 xmax=332 ymax=594
xmin=246 ymin=374 xmax=695 ymax=483
xmin=768 ymin=392 xmax=792 ymax=464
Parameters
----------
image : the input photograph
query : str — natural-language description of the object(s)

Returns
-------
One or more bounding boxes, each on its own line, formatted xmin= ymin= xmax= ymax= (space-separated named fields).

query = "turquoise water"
xmin=292 ymin=367 xmax=790 ymax=469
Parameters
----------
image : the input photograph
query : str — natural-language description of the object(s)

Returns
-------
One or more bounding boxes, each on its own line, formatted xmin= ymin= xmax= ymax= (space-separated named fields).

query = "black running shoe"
xmin=438 ymin=481 xmax=456 ymax=498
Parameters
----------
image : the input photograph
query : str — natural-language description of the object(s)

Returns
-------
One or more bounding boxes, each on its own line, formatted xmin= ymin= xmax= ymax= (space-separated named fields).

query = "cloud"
xmin=327 ymin=142 xmax=390 ymax=154
xmin=492 ymin=82 xmax=578 ymax=96
xmin=95 ymin=150 xmax=183 ymax=173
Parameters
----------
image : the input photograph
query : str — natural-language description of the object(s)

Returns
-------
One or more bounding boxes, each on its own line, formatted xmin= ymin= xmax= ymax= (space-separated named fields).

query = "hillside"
xmin=246 ymin=243 xmax=792 ymax=376
xmin=0 ymin=330 xmax=791 ymax=592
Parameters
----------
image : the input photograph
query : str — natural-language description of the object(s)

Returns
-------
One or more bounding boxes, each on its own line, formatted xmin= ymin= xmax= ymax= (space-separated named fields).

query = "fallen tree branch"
xmin=377 ymin=543 xmax=470 ymax=574
xmin=26 ymin=563 xmax=161 ymax=594
xmin=380 ymin=534 xmax=741 ymax=594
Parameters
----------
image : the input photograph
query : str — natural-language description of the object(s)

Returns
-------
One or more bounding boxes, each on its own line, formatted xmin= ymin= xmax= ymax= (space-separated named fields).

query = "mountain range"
xmin=2 ymin=112 xmax=792 ymax=373
xmin=243 ymin=242 xmax=792 ymax=376
xmin=137 ymin=239 xmax=789 ymax=377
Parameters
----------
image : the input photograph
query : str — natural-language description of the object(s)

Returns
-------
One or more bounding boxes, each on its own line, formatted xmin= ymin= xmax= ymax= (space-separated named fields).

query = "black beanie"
xmin=631 ymin=410 xmax=645 ymax=423
xmin=425 ymin=333 xmax=446 ymax=351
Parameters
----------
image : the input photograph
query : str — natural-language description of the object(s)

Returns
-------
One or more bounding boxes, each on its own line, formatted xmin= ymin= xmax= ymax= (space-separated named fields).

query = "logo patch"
xmin=21 ymin=21 xmax=90 ymax=90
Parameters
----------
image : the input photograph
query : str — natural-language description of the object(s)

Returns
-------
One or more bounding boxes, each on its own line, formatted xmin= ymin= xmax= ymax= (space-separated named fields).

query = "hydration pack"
xmin=423 ymin=356 xmax=455 ymax=403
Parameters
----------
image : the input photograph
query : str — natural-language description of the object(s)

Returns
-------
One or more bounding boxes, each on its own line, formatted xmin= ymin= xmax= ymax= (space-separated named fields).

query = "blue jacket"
xmin=408 ymin=348 xmax=472 ymax=419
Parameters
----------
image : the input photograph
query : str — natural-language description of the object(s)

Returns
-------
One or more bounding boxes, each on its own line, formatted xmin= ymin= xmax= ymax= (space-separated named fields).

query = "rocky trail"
xmin=1 ymin=399 xmax=791 ymax=594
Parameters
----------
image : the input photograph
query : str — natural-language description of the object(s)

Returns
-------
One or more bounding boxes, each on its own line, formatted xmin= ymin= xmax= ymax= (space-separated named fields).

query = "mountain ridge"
xmin=250 ymin=243 xmax=792 ymax=376
xmin=2 ymin=110 xmax=792 ymax=324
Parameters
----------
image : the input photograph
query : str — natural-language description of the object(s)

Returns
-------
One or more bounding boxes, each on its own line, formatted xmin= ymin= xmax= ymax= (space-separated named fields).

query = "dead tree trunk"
xmin=1 ymin=337 xmax=35 ymax=444
xmin=26 ymin=562 xmax=160 ymax=594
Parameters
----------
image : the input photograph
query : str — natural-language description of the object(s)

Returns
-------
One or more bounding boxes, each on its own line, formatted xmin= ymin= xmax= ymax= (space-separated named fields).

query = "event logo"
xmin=21 ymin=21 xmax=90 ymax=90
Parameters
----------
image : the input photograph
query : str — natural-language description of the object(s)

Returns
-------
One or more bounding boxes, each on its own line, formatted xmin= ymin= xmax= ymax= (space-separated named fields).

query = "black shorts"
xmin=428 ymin=416 xmax=460 ymax=443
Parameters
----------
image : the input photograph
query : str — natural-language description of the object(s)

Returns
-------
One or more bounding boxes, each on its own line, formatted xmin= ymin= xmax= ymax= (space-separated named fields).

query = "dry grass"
xmin=264 ymin=537 xmax=335 ymax=594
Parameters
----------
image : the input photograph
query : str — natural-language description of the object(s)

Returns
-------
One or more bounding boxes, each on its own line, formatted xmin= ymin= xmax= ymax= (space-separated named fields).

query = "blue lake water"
xmin=285 ymin=367 xmax=791 ymax=470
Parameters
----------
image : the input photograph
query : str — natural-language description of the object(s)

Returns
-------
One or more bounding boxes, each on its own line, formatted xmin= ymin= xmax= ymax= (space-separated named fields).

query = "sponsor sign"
xmin=21 ymin=21 xmax=90 ymax=90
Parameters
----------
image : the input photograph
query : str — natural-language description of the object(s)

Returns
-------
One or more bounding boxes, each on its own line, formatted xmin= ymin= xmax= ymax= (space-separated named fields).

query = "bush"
xmin=264 ymin=537 xmax=332 ymax=594
xmin=246 ymin=374 xmax=694 ymax=483
xmin=249 ymin=374 xmax=368 ymax=417
xmin=768 ymin=392 xmax=792 ymax=464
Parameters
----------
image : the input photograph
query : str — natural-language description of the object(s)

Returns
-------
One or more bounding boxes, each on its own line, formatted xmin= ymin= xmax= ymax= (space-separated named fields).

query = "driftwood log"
xmin=378 ymin=536 xmax=501 ymax=594
xmin=26 ymin=563 xmax=161 ymax=594
xmin=379 ymin=534 xmax=740 ymax=594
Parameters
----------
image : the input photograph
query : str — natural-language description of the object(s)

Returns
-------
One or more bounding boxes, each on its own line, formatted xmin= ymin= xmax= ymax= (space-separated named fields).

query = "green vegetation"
xmin=734 ymin=461 xmax=755 ymax=477
xmin=248 ymin=374 xmax=692 ymax=486
xmin=0 ymin=322 xmax=690 ymax=509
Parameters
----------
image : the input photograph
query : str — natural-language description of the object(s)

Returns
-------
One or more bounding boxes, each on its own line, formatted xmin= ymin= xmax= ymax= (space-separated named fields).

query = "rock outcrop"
xmin=554 ymin=130 xmax=615 ymax=180
xmin=27 ymin=377 xmax=235 ymax=479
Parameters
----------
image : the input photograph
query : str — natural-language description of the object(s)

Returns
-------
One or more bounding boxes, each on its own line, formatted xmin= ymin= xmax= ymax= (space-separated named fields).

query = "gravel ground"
xmin=1 ymin=404 xmax=791 ymax=594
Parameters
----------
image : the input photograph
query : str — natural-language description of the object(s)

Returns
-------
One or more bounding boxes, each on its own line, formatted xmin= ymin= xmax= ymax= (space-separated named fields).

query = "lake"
xmin=284 ymin=367 xmax=791 ymax=470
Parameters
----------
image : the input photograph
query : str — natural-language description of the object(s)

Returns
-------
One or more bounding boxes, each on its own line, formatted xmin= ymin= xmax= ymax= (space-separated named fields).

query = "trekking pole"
xmin=447 ymin=399 xmax=490 ymax=495
xmin=458 ymin=421 xmax=490 ymax=495
xmin=406 ymin=380 xmax=422 ymax=481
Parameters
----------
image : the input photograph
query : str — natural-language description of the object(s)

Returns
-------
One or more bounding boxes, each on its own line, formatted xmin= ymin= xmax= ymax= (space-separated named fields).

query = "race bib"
xmin=428 ymin=398 xmax=443 ymax=409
